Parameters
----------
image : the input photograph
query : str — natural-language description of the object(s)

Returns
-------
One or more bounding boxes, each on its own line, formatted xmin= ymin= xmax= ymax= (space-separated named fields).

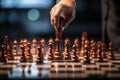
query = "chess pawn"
xmin=19 ymin=39 xmax=24 ymax=55
xmin=24 ymin=39 xmax=30 ymax=57
xmin=3 ymin=36 xmax=9 ymax=57
xmin=7 ymin=44 xmax=13 ymax=59
xmin=71 ymin=45 xmax=78 ymax=62
xmin=27 ymin=41 xmax=32 ymax=57
xmin=108 ymin=41 xmax=115 ymax=60
xmin=12 ymin=40 xmax=18 ymax=56
xmin=9 ymin=41 xmax=13 ymax=55
xmin=96 ymin=42 xmax=103 ymax=62
xmin=21 ymin=45 xmax=26 ymax=62
xmin=91 ymin=41 xmax=97 ymax=58
xmin=74 ymin=38 xmax=80 ymax=55
xmin=31 ymin=38 xmax=38 ymax=55
xmin=1 ymin=45 xmax=7 ymax=63
xmin=40 ymin=38 xmax=46 ymax=57
xmin=63 ymin=38 xmax=70 ymax=60
xmin=37 ymin=45 xmax=43 ymax=63
xmin=101 ymin=42 xmax=107 ymax=58
xmin=82 ymin=40 xmax=90 ymax=63
xmin=90 ymin=39 xmax=95 ymax=56
xmin=48 ymin=38 xmax=54 ymax=60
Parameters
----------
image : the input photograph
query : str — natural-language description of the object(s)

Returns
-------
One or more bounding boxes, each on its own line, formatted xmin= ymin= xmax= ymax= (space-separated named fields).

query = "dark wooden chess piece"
xmin=40 ymin=38 xmax=46 ymax=57
xmin=90 ymin=39 xmax=94 ymax=56
xmin=91 ymin=40 xmax=97 ymax=58
xmin=96 ymin=41 xmax=103 ymax=62
xmin=27 ymin=41 xmax=32 ymax=58
xmin=108 ymin=41 xmax=115 ymax=60
xmin=1 ymin=45 xmax=7 ymax=63
xmin=37 ymin=44 xmax=43 ymax=63
xmin=31 ymin=38 xmax=37 ymax=55
xmin=21 ymin=45 xmax=26 ymax=62
xmin=82 ymin=40 xmax=90 ymax=63
xmin=3 ymin=36 xmax=9 ymax=58
xmin=63 ymin=38 xmax=70 ymax=60
xmin=80 ymin=32 xmax=88 ymax=57
xmin=19 ymin=39 xmax=24 ymax=56
xmin=54 ymin=27 xmax=62 ymax=60
xmin=71 ymin=45 xmax=78 ymax=62
xmin=48 ymin=38 xmax=54 ymax=60
xmin=9 ymin=41 xmax=13 ymax=58
xmin=74 ymin=38 xmax=80 ymax=55
xmin=12 ymin=40 xmax=18 ymax=57
xmin=101 ymin=42 xmax=107 ymax=58
xmin=6 ymin=43 xmax=13 ymax=60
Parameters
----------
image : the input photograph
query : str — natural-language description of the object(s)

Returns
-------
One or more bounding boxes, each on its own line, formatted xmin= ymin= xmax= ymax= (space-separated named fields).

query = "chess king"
xmin=50 ymin=0 xmax=120 ymax=51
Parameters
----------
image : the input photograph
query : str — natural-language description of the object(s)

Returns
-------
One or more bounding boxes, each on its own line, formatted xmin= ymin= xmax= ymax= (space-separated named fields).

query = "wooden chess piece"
xmin=54 ymin=29 xmax=62 ymax=60
xmin=40 ymin=38 xmax=46 ymax=57
xmin=91 ymin=40 xmax=97 ymax=58
xmin=19 ymin=39 xmax=24 ymax=56
xmin=48 ymin=38 xmax=54 ymax=60
xmin=90 ymin=39 xmax=94 ymax=56
xmin=12 ymin=40 xmax=18 ymax=56
xmin=63 ymin=38 xmax=70 ymax=60
xmin=7 ymin=43 xmax=13 ymax=60
xmin=27 ymin=41 xmax=32 ymax=57
xmin=24 ymin=39 xmax=30 ymax=57
xmin=80 ymin=32 xmax=88 ymax=57
xmin=9 ymin=41 xmax=13 ymax=57
xmin=74 ymin=38 xmax=80 ymax=55
xmin=71 ymin=45 xmax=78 ymax=62
xmin=82 ymin=40 xmax=90 ymax=63
xmin=37 ymin=44 xmax=43 ymax=63
xmin=31 ymin=38 xmax=38 ymax=55
xmin=1 ymin=45 xmax=7 ymax=63
xmin=101 ymin=42 xmax=107 ymax=58
xmin=96 ymin=41 xmax=103 ymax=62
xmin=108 ymin=41 xmax=115 ymax=60
xmin=21 ymin=45 xmax=26 ymax=62
xmin=3 ymin=36 xmax=9 ymax=57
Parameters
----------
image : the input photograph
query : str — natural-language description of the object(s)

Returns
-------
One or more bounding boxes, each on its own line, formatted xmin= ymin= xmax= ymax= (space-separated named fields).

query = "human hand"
xmin=50 ymin=0 xmax=76 ymax=32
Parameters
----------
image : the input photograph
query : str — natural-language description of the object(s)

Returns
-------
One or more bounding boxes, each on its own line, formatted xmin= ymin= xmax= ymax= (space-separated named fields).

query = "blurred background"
xmin=0 ymin=0 xmax=102 ymax=45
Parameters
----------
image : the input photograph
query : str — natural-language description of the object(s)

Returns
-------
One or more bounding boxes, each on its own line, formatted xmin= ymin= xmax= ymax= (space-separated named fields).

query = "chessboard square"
xmin=101 ymin=67 xmax=119 ymax=71
xmin=107 ymin=73 xmax=120 ymax=78
xmin=85 ymin=70 xmax=104 ymax=75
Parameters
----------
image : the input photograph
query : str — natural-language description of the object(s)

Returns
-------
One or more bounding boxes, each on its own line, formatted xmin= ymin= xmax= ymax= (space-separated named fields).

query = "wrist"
xmin=58 ymin=0 xmax=76 ymax=7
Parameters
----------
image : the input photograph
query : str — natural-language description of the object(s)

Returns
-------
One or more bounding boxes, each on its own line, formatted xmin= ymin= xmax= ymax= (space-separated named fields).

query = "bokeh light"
xmin=27 ymin=9 xmax=40 ymax=21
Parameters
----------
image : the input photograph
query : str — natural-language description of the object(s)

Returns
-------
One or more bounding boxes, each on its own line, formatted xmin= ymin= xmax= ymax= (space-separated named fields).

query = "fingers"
xmin=50 ymin=4 xmax=63 ymax=32
xmin=60 ymin=14 xmax=75 ymax=31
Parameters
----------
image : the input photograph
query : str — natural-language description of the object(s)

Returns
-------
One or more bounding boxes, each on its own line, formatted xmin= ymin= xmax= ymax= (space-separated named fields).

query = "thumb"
xmin=60 ymin=16 xmax=74 ymax=31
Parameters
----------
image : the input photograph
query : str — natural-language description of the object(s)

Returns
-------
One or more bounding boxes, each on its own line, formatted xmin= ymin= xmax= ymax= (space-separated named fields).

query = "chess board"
xmin=0 ymin=32 xmax=120 ymax=79
xmin=0 ymin=52 xmax=120 ymax=79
